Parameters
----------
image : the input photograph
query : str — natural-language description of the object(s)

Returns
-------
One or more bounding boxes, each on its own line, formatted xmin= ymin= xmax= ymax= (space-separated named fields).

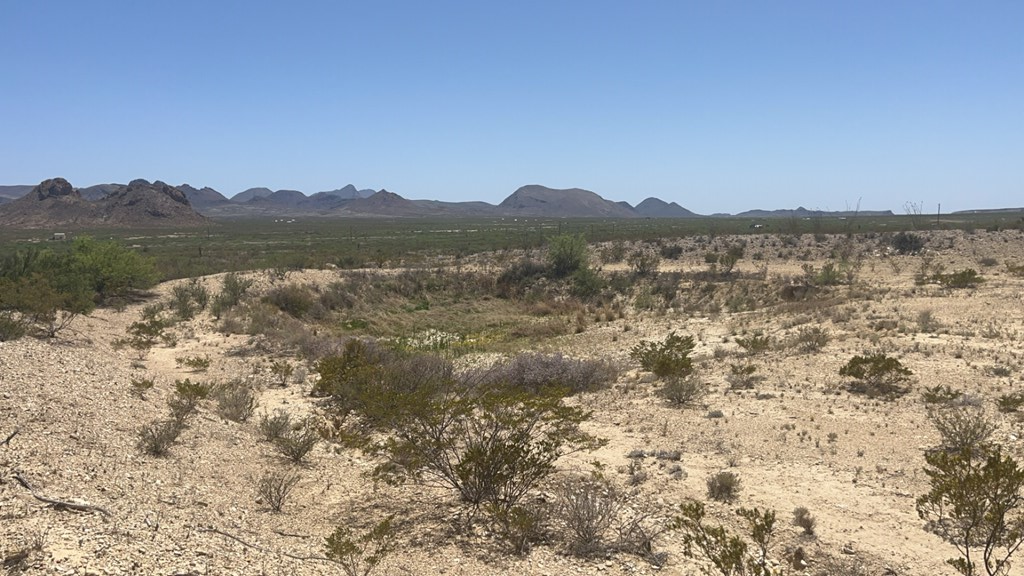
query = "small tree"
xmin=839 ymin=354 xmax=912 ymax=398
xmin=917 ymin=447 xmax=1024 ymax=576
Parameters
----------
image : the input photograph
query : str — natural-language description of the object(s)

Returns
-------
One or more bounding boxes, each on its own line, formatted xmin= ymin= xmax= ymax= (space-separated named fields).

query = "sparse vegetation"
xmin=706 ymin=471 xmax=741 ymax=502
xmin=324 ymin=516 xmax=397 ymax=576
xmin=255 ymin=470 xmax=301 ymax=513
xmin=674 ymin=501 xmax=778 ymax=576
xmin=212 ymin=380 xmax=258 ymax=422
xmin=137 ymin=419 xmax=184 ymax=456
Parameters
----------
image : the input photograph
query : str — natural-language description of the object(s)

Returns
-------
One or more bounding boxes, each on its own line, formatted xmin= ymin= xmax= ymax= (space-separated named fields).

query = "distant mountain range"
xmin=0 ymin=178 xmax=915 ymax=227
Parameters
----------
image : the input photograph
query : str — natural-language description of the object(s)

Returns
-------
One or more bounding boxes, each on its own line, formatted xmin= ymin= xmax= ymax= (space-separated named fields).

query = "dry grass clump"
xmin=255 ymin=470 xmax=301 ymax=513
xmin=212 ymin=379 xmax=258 ymax=422
xmin=473 ymin=352 xmax=618 ymax=395
xmin=137 ymin=420 xmax=184 ymax=456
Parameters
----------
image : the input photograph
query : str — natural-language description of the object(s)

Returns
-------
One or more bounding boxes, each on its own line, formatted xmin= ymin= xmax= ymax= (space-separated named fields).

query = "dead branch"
xmin=13 ymin=473 xmax=112 ymax=517
xmin=1 ymin=429 xmax=17 ymax=447
xmin=199 ymin=527 xmax=338 ymax=564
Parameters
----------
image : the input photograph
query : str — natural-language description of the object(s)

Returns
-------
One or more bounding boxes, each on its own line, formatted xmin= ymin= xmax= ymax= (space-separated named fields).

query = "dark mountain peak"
xmin=34 ymin=177 xmax=78 ymax=200
xmin=499 ymin=185 xmax=638 ymax=218
xmin=232 ymin=187 xmax=274 ymax=202
xmin=635 ymin=197 xmax=698 ymax=218
xmin=123 ymin=179 xmax=189 ymax=205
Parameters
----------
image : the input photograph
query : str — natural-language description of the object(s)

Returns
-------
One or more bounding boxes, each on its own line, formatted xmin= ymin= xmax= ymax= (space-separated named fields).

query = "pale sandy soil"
xmin=2 ymin=229 xmax=1024 ymax=575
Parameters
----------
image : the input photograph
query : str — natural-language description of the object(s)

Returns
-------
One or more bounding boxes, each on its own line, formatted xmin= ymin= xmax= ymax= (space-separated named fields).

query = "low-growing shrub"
xmin=258 ymin=409 xmax=293 ymax=442
xmin=932 ymin=269 xmax=985 ymax=289
xmin=475 ymin=352 xmax=618 ymax=396
xmin=791 ymin=326 xmax=829 ymax=353
xmin=176 ymin=355 xmax=211 ymax=372
xmin=169 ymin=278 xmax=209 ymax=320
xmin=255 ymin=470 xmax=301 ymax=513
xmin=213 ymin=380 xmax=258 ymax=422
xmin=659 ymin=376 xmax=707 ymax=406
xmin=997 ymin=392 xmax=1024 ymax=413
xmin=265 ymin=283 xmax=317 ymax=319
xmin=674 ymin=501 xmax=779 ymax=575
xmin=168 ymin=378 xmax=212 ymax=423
xmin=324 ymin=516 xmax=396 ymax=576
xmin=274 ymin=419 xmax=320 ymax=464
xmin=630 ymin=332 xmax=695 ymax=378
xmin=129 ymin=377 xmax=155 ymax=399
xmin=735 ymin=334 xmax=771 ymax=355
xmin=891 ymin=231 xmax=924 ymax=255
xmin=726 ymin=364 xmax=763 ymax=390
xmin=555 ymin=476 xmax=623 ymax=556
xmin=839 ymin=354 xmax=912 ymax=399
xmin=921 ymin=385 xmax=962 ymax=405
xmin=137 ymin=419 xmax=183 ymax=456
xmin=706 ymin=471 xmax=741 ymax=502
xmin=792 ymin=506 xmax=816 ymax=536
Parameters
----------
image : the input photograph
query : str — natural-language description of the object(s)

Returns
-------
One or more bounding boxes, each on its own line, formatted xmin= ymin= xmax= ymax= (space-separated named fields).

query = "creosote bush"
xmin=324 ymin=516 xmax=396 ymax=576
xmin=255 ymin=470 xmax=301 ymax=513
xmin=839 ymin=354 xmax=912 ymax=399
xmin=674 ymin=501 xmax=778 ymax=576
xmin=546 ymin=233 xmax=590 ymax=278
xmin=630 ymin=331 xmax=695 ymax=378
xmin=555 ymin=475 xmax=623 ymax=556
xmin=928 ymin=406 xmax=996 ymax=456
xmin=917 ymin=446 xmax=1024 ymax=576
xmin=792 ymin=326 xmax=829 ymax=353
xmin=274 ymin=419 xmax=320 ymax=464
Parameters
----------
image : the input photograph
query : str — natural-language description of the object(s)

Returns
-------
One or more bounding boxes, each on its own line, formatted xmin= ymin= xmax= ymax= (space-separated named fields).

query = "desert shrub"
xmin=270 ymin=360 xmax=294 ymax=387
xmin=475 ymin=352 xmax=618 ymax=396
xmin=324 ymin=516 xmax=396 ymax=576
xmin=213 ymin=380 xmax=258 ymax=423
xmin=735 ymin=334 xmax=771 ymax=355
xmin=792 ymin=326 xmax=829 ymax=353
xmin=933 ymin=269 xmax=985 ymax=289
xmin=916 ymin=309 xmax=942 ymax=333
xmin=792 ymin=506 xmax=816 ymax=536
xmin=928 ymin=406 xmax=996 ymax=455
xmin=129 ymin=377 xmax=155 ymax=399
xmin=570 ymin=266 xmax=605 ymax=300
xmin=274 ymin=419 xmax=321 ymax=464
xmin=917 ymin=447 xmax=1024 ymax=576
xmin=555 ymin=475 xmax=623 ymax=556
xmin=371 ymin=382 xmax=603 ymax=515
xmin=169 ymin=278 xmax=209 ymax=320
xmin=255 ymin=470 xmax=301 ymax=513
xmin=258 ymin=409 xmax=293 ymax=442
xmin=997 ymin=392 xmax=1024 ymax=414
xmin=726 ymin=364 xmax=763 ymax=390
xmin=489 ymin=502 xmax=548 ymax=556
xmin=1005 ymin=262 xmax=1024 ymax=278
xmin=891 ymin=231 xmax=924 ymax=255
xmin=659 ymin=376 xmax=707 ymax=406
xmin=168 ymin=378 xmax=211 ymax=423
xmin=0 ymin=273 xmax=93 ymax=338
xmin=137 ymin=419 xmax=183 ymax=456
xmin=659 ymin=244 xmax=684 ymax=260
xmin=706 ymin=471 xmax=741 ymax=502
xmin=176 ymin=355 xmax=211 ymax=372
xmin=119 ymin=317 xmax=171 ymax=357
xmin=921 ymin=385 xmax=962 ymax=405
xmin=0 ymin=313 xmax=27 ymax=341
xmin=839 ymin=354 xmax=913 ymax=399
xmin=264 ymin=283 xmax=316 ymax=318
xmin=495 ymin=258 xmax=546 ymax=299
xmin=547 ymin=233 xmax=590 ymax=278
xmin=311 ymin=339 xmax=392 ymax=398
xmin=674 ymin=501 xmax=778 ymax=576
xmin=628 ymin=248 xmax=661 ymax=277
xmin=630 ymin=332 xmax=695 ymax=378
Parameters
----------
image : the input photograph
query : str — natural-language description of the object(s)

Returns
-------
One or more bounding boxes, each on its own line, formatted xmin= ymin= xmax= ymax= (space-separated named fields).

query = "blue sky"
xmin=2 ymin=1 xmax=1021 ymax=214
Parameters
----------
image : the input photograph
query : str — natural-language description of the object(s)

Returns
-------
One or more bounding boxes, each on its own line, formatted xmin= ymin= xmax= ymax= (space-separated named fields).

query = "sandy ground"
xmin=2 ymin=228 xmax=1024 ymax=575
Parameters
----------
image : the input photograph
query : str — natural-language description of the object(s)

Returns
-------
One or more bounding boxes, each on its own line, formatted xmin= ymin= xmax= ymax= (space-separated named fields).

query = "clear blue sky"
xmin=2 ymin=1 xmax=1021 ymax=214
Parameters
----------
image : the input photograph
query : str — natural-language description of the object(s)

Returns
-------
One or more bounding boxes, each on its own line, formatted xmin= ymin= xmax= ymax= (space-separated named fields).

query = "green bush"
xmin=735 ymin=334 xmax=771 ymax=355
xmin=933 ymin=269 xmax=985 ymax=289
xmin=791 ymin=326 xmax=829 ymax=353
xmin=213 ymin=380 xmax=258 ymax=423
xmin=324 ymin=516 xmax=396 ymax=576
xmin=137 ymin=419 xmax=184 ymax=456
xmin=891 ymin=232 xmax=924 ymax=255
xmin=547 ymin=234 xmax=589 ymax=278
xmin=630 ymin=332 xmax=695 ymax=378
xmin=674 ymin=501 xmax=778 ymax=576
xmin=917 ymin=447 xmax=1024 ymax=576
xmin=839 ymin=354 xmax=912 ymax=399
xmin=659 ymin=376 xmax=707 ymax=406
xmin=997 ymin=392 xmax=1024 ymax=413
xmin=274 ymin=419 xmax=320 ymax=464
xmin=627 ymin=248 xmax=661 ymax=277
xmin=928 ymin=406 xmax=996 ymax=456
xmin=169 ymin=278 xmax=209 ymax=320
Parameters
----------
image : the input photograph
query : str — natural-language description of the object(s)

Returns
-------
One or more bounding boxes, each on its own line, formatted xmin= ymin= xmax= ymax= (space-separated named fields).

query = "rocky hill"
xmin=635 ymin=197 xmax=699 ymax=218
xmin=177 ymin=184 xmax=230 ymax=210
xmin=498 ymin=185 xmax=639 ymax=218
xmin=0 ymin=178 xmax=208 ymax=228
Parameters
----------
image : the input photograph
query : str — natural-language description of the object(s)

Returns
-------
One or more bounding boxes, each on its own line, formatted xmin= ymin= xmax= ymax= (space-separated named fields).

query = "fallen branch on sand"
xmin=13 ymin=472 xmax=112 ymax=517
